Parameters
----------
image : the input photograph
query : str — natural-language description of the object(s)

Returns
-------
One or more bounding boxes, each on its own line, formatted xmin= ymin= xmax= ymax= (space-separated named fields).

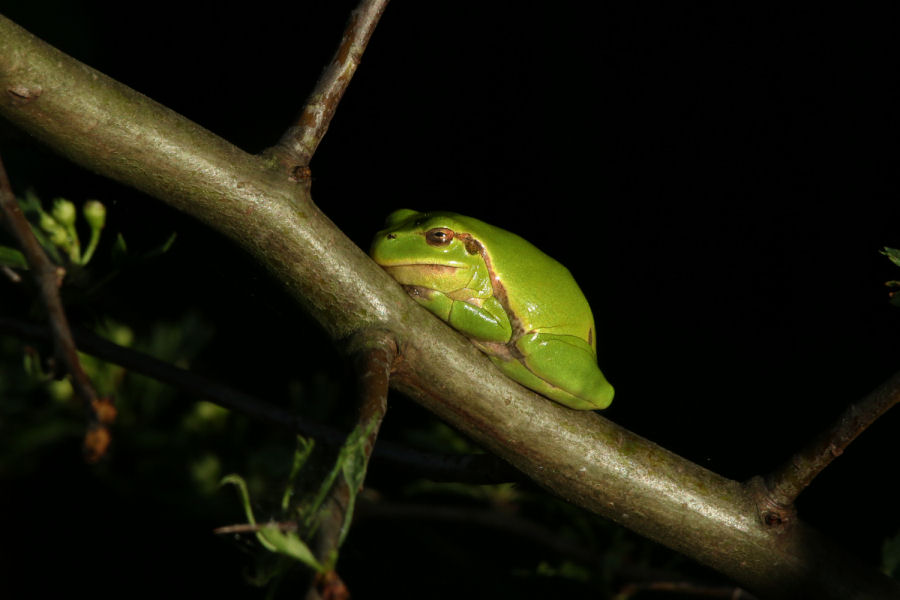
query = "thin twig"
xmin=2 ymin=264 xmax=22 ymax=282
xmin=0 ymin=316 xmax=518 ymax=483
xmin=615 ymin=581 xmax=758 ymax=599
xmin=762 ymin=370 xmax=900 ymax=512
xmin=0 ymin=154 xmax=112 ymax=462
xmin=268 ymin=0 xmax=390 ymax=172
xmin=356 ymin=498 xmax=759 ymax=599
xmin=213 ymin=521 xmax=298 ymax=535
xmin=355 ymin=500 xmax=607 ymax=568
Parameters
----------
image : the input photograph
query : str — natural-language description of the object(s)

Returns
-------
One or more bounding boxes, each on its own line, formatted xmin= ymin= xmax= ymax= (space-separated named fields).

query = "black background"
xmin=1 ymin=2 xmax=898 ymax=598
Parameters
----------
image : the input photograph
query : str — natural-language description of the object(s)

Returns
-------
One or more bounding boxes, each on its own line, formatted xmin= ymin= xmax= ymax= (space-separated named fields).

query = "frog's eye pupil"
xmin=425 ymin=227 xmax=454 ymax=246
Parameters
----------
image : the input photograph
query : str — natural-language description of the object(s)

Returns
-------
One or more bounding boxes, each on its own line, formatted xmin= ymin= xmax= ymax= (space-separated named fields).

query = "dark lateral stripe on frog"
xmin=455 ymin=232 xmax=528 ymax=357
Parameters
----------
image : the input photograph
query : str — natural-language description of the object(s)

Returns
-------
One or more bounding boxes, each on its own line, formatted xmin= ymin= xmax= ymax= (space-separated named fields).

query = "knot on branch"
xmin=7 ymin=84 xmax=42 ymax=103
xmin=745 ymin=476 xmax=797 ymax=534
xmin=291 ymin=165 xmax=313 ymax=184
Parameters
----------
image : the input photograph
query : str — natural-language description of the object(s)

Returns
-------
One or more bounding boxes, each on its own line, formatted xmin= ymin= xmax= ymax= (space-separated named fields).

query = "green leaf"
xmin=112 ymin=233 xmax=128 ymax=262
xmin=883 ymin=247 xmax=900 ymax=268
xmin=336 ymin=420 xmax=377 ymax=546
xmin=282 ymin=436 xmax=315 ymax=513
xmin=883 ymin=531 xmax=900 ymax=577
xmin=220 ymin=474 xmax=260 ymax=526
xmin=144 ymin=231 xmax=177 ymax=259
xmin=301 ymin=420 xmax=375 ymax=546
xmin=257 ymin=525 xmax=323 ymax=571
xmin=26 ymin=218 xmax=63 ymax=264
xmin=220 ymin=473 xmax=324 ymax=572
xmin=0 ymin=246 xmax=28 ymax=269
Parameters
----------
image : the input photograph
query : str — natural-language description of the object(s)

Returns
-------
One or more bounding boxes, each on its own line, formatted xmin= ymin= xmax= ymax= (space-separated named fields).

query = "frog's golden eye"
xmin=425 ymin=227 xmax=454 ymax=246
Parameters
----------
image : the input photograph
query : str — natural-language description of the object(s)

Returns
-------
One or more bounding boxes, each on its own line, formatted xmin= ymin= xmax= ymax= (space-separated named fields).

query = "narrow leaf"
xmin=258 ymin=525 xmax=323 ymax=571
xmin=0 ymin=246 xmax=28 ymax=269
xmin=883 ymin=247 xmax=900 ymax=267
xmin=220 ymin=473 xmax=275 ymax=551
xmin=282 ymin=436 xmax=315 ymax=513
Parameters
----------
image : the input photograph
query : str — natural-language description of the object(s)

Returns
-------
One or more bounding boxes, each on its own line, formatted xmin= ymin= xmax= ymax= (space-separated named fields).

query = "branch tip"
xmin=268 ymin=0 xmax=390 ymax=168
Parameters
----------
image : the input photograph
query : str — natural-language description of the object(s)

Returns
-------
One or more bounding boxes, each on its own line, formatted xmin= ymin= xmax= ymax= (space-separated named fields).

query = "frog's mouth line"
xmin=382 ymin=264 xmax=462 ymax=277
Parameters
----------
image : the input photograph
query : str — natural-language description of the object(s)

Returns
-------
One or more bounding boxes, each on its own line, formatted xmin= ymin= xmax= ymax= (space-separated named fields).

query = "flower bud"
xmin=51 ymin=198 xmax=77 ymax=228
xmin=83 ymin=200 xmax=107 ymax=231
xmin=39 ymin=212 xmax=68 ymax=246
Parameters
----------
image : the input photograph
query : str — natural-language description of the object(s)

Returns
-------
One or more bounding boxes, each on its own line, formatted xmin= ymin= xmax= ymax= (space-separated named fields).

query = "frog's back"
xmin=450 ymin=214 xmax=596 ymax=346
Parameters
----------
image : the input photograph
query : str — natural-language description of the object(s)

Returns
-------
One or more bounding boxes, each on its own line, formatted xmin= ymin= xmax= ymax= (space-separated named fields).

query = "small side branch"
xmin=0 ymin=154 xmax=112 ymax=462
xmin=762 ymin=370 xmax=900 ymax=510
xmin=213 ymin=521 xmax=297 ymax=535
xmin=268 ymin=0 xmax=390 ymax=172
xmin=305 ymin=331 xmax=394 ymax=600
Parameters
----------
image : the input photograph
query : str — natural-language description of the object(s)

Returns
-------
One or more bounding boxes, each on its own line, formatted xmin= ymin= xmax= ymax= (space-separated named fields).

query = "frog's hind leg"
xmin=497 ymin=333 xmax=614 ymax=410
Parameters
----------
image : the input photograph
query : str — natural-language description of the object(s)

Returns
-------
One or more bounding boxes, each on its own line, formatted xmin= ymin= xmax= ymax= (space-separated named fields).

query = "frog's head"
xmin=370 ymin=209 xmax=488 ymax=294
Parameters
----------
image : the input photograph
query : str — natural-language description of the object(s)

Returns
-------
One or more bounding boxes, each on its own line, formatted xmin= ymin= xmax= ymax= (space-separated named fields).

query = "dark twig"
xmin=305 ymin=333 xmax=393 ymax=600
xmin=268 ymin=0 xmax=390 ymax=172
xmin=0 ymin=316 xmax=519 ymax=483
xmin=213 ymin=521 xmax=298 ymax=535
xmin=760 ymin=370 xmax=900 ymax=516
xmin=356 ymin=500 xmax=606 ymax=568
xmin=2 ymin=264 xmax=22 ymax=282
xmin=356 ymin=499 xmax=759 ymax=599
xmin=0 ymin=155 xmax=112 ymax=462
xmin=615 ymin=581 xmax=758 ymax=599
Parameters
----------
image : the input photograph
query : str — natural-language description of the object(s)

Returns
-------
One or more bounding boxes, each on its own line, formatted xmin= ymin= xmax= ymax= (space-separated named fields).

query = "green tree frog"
xmin=370 ymin=209 xmax=613 ymax=410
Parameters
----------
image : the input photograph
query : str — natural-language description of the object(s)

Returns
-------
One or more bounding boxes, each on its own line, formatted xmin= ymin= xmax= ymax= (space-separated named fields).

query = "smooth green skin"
xmin=370 ymin=210 xmax=613 ymax=410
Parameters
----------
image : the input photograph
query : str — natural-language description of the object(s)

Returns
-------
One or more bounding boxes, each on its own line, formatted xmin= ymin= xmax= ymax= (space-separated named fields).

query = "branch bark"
xmin=0 ymin=14 xmax=897 ymax=599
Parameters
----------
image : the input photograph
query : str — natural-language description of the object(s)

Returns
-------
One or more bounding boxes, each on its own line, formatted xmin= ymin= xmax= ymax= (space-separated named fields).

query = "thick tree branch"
xmin=0 ymin=154 xmax=112 ymax=462
xmin=1 ymin=15 xmax=897 ymax=599
xmin=268 ymin=0 xmax=390 ymax=172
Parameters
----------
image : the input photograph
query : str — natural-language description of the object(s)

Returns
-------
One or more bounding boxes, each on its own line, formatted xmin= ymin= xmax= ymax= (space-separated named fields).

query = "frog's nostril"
xmin=386 ymin=233 xmax=397 ymax=240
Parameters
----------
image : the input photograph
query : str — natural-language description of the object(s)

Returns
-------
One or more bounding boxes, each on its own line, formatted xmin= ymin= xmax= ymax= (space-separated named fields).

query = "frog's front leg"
xmin=499 ymin=332 xmax=614 ymax=410
xmin=405 ymin=287 xmax=512 ymax=342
